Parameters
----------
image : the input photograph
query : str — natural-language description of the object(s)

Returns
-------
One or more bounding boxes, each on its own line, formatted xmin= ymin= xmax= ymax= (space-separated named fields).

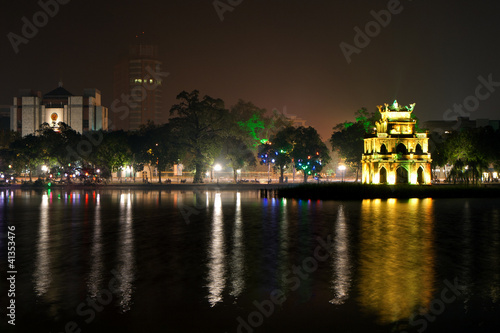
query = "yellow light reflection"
xmin=358 ymin=199 xmax=435 ymax=324
xmin=117 ymin=193 xmax=135 ymax=312
xmin=88 ymin=194 xmax=103 ymax=298
xmin=330 ymin=205 xmax=351 ymax=305
xmin=207 ymin=193 xmax=226 ymax=306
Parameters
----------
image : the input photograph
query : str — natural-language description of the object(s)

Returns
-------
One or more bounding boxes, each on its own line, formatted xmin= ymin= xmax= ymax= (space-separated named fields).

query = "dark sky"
xmin=2 ymin=0 xmax=500 ymax=139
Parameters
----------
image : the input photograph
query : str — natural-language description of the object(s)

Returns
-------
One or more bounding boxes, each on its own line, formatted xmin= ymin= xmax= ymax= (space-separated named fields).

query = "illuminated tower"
xmin=112 ymin=42 xmax=163 ymax=131
xmin=361 ymin=101 xmax=432 ymax=185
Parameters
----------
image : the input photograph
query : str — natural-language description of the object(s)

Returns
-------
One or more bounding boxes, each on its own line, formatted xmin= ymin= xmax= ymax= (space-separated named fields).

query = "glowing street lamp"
xmin=338 ymin=165 xmax=346 ymax=182
xmin=214 ymin=164 xmax=222 ymax=184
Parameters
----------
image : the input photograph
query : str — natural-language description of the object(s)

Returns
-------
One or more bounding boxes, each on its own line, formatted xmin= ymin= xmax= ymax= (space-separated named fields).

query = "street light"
xmin=214 ymin=164 xmax=222 ymax=184
xmin=338 ymin=165 xmax=346 ymax=182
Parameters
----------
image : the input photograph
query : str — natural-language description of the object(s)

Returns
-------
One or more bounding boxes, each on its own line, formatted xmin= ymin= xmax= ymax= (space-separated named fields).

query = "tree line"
xmin=0 ymin=90 xmax=330 ymax=183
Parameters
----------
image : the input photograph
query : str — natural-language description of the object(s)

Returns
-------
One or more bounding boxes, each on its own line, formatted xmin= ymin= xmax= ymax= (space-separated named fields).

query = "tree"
xmin=169 ymin=90 xmax=228 ymax=183
xmin=223 ymin=138 xmax=256 ymax=182
xmin=259 ymin=126 xmax=330 ymax=183
xmin=143 ymin=123 xmax=179 ymax=183
xmin=38 ymin=122 xmax=81 ymax=180
xmin=258 ymin=126 xmax=295 ymax=183
xmin=291 ymin=126 xmax=330 ymax=183
xmin=92 ymin=130 xmax=131 ymax=182
xmin=330 ymin=108 xmax=379 ymax=181
xmin=443 ymin=127 xmax=491 ymax=184
xmin=231 ymin=100 xmax=268 ymax=147
xmin=10 ymin=134 xmax=43 ymax=181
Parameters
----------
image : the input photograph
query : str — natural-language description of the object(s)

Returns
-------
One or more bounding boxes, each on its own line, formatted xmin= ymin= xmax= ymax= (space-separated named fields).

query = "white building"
xmin=11 ymin=84 xmax=108 ymax=136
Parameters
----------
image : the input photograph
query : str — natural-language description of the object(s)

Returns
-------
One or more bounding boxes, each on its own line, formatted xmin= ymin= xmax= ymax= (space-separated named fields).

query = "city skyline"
xmin=2 ymin=0 xmax=500 ymax=140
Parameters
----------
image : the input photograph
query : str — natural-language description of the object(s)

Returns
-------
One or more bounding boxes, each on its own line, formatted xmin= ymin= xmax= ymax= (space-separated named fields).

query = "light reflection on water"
xmin=34 ymin=193 xmax=51 ymax=297
xmin=116 ymin=193 xmax=135 ymax=312
xmin=207 ymin=192 xmax=226 ymax=306
xmin=357 ymin=198 xmax=435 ymax=324
xmin=88 ymin=193 xmax=102 ymax=298
xmin=330 ymin=205 xmax=351 ymax=305
xmin=230 ymin=192 xmax=244 ymax=298
xmin=2 ymin=189 xmax=499 ymax=332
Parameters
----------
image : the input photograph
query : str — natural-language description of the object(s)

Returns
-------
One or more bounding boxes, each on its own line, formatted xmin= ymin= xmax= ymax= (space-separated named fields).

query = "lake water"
xmin=1 ymin=188 xmax=499 ymax=332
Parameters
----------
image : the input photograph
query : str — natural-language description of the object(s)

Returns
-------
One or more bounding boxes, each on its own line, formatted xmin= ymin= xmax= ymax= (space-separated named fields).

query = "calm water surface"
xmin=0 ymin=188 xmax=499 ymax=332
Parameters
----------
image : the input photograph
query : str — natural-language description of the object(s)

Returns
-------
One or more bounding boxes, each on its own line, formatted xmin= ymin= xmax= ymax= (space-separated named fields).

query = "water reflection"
xmin=358 ymin=199 xmax=435 ymax=324
xmin=330 ymin=205 xmax=351 ymax=305
xmin=116 ymin=193 xmax=135 ymax=312
xmin=487 ymin=208 xmax=500 ymax=303
xmin=34 ymin=193 xmax=51 ymax=296
xmin=460 ymin=201 xmax=472 ymax=306
xmin=88 ymin=193 xmax=103 ymax=298
xmin=207 ymin=193 xmax=226 ymax=306
xmin=230 ymin=192 xmax=244 ymax=298
xmin=278 ymin=198 xmax=289 ymax=292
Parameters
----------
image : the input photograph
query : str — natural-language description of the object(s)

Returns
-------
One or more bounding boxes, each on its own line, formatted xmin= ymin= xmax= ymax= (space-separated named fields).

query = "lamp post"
xmin=339 ymin=165 xmax=346 ymax=182
xmin=214 ymin=164 xmax=222 ymax=184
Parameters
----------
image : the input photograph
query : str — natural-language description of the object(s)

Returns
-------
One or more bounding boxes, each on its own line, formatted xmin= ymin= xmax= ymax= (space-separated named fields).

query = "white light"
xmin=338 ymin=165 xmax=346 ymax=171
xmin=96 ymin=169 xmax=100 ymax=173
xmin=41 ymin=165 xmax=48 ymax=172
xmin=214 ymin=164 xmax=222 ymax=171
xmin=236 ymin=169 xmax=241 ymax=174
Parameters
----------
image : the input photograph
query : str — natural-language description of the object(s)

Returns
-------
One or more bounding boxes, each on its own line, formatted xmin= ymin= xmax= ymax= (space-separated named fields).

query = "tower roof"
xmin=44 ymin=86 xmax=74 ymax=99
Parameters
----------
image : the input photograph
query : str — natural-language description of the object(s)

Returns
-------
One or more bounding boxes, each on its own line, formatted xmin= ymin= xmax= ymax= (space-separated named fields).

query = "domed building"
xmin=11 ymin=83 xmax=108 ymax=137
xmin=362 ymin=101 xmax=432 ymax=185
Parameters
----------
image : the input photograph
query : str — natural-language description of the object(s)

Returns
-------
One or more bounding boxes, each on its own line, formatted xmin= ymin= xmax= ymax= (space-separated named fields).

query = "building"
xmin=112 ymin=43 xmax=164 ymax=131
xmin=288 ymin=115 xmax=307 ymax=127
xmin=362 ymin=101 xmax=432 ymax=185
xmin=423 ymin=117 xmax=500 ymax=133
xmin=11 ymin=84 xmax=108 ymax=136
xmin=0 ymin=105 xmax=10 ymax=131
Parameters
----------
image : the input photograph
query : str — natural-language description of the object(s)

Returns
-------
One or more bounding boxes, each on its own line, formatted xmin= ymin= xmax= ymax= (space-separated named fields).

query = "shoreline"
xmin=3 ymin=182 xmax=299 ymax=191
xmin=4 ymin=182 xmax=500 ymax=200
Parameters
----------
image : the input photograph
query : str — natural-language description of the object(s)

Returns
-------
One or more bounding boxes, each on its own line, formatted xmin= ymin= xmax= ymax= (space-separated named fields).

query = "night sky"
xmin=2 ymin=0 xmax=500 ymax=139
